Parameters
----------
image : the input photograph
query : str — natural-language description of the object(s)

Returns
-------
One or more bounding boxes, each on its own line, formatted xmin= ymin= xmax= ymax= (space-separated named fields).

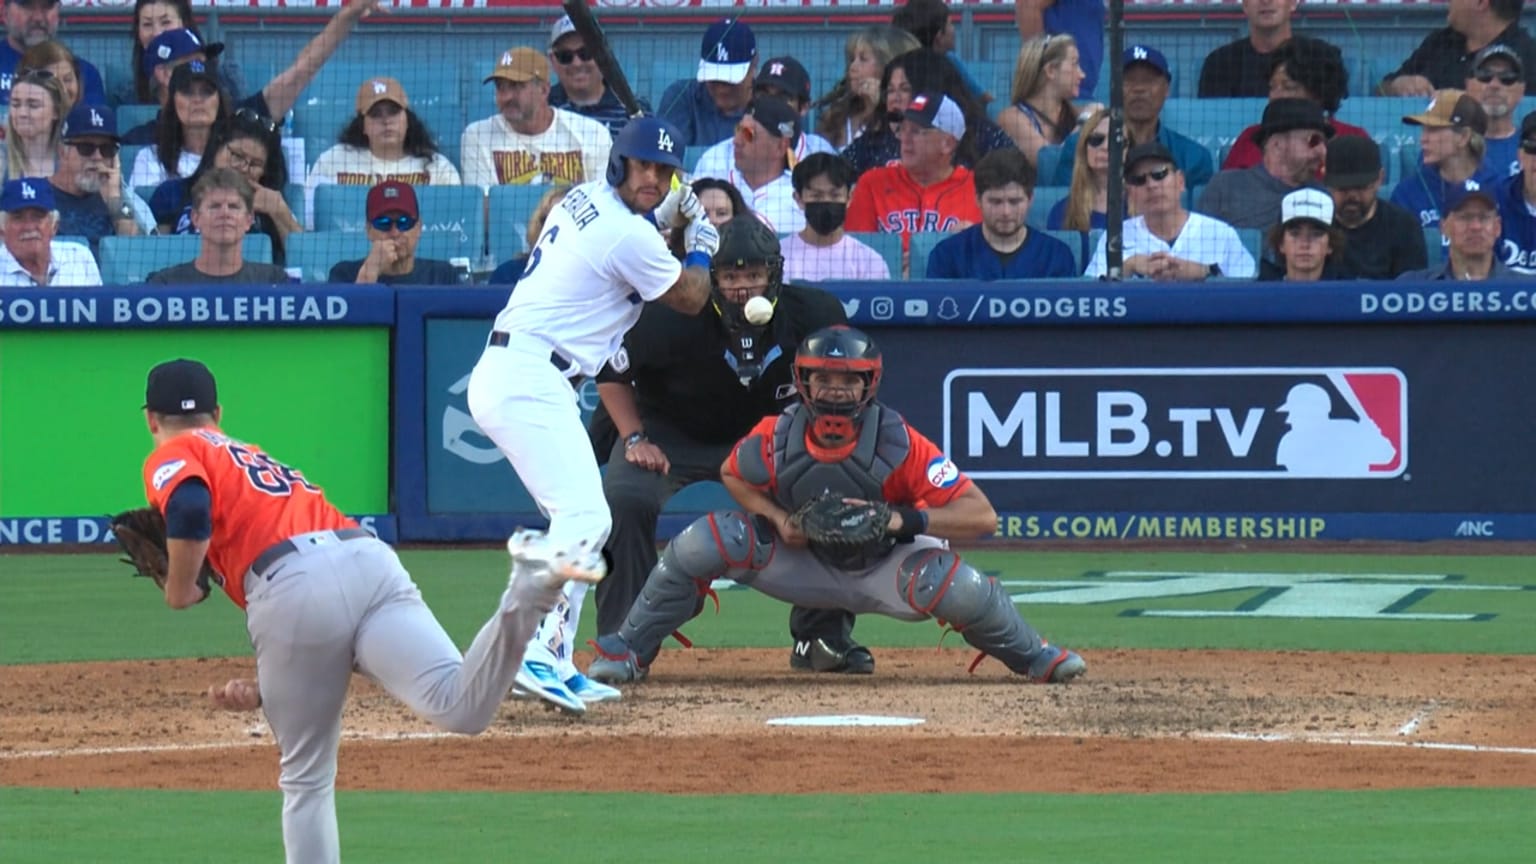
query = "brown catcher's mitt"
xmin=110 ymin=507 xmax=170 ymax=589
xmin=790 ymin=494 xmax=892 ymax=550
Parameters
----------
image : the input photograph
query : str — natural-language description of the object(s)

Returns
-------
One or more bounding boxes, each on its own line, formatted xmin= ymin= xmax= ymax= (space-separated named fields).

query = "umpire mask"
xmin=710 ymin=216 xmax=786 ymax=386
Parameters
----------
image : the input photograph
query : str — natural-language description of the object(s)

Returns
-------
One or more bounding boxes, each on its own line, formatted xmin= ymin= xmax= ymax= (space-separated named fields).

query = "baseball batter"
xmin=468 ymin=115 xmax=718 ymax=713
xmin=588 ymin=326 xmax=1087 ymax=685
xmin=136 ymin=358 xmax=600 ymax=864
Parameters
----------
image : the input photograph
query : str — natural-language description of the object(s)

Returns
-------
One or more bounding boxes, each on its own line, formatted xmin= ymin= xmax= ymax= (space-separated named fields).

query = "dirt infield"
xmin=3 ymin=647 xmax=1534 ymax=794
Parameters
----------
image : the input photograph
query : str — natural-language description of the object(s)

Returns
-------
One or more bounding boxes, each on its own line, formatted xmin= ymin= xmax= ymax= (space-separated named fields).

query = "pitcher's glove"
xmin=790 ymin=495 xmax=892 ymax=550
xmin=109 ymin=507 xmax=213 ymax=599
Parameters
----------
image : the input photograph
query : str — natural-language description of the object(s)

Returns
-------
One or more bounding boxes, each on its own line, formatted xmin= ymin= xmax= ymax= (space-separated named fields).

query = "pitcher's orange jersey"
xmin=141 ymin=427 xmax=356 ymax=608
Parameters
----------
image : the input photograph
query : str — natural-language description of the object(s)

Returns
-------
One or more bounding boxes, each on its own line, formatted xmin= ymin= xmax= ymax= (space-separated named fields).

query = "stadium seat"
xmin=1042 ymin=228 xmax=1090 ymax=274
xmin=908 ymin=232 xmax=947 ymax=278
xmin=1235 ymin=228 xmax=1264 ymax=268
xmin=1035 ymin=145 xmax=1064 ymax=185
xmin=847 ymin=231 xmax=903 ymax=279
xmin=99 ymin=233 xmax=273 ymax=285
xmin=286 ymin=230 xmax=467 ymax=283
xmin=294 ymin=100 xmax=468 ymax=168
xmin=487 ymin=184 xmax=559 ymax=266
xmin=116 ymin=104 xmax=160 ymax=134
xmin=1030 ymin=185 xmax=1069 ymax=224
xmin=1424 ymin=227 xmax=1447 ymax=264
xmin=312 ymin=183 xmax=486 ymax=260
xmin=684 ymin=145 xmax=708 ymax=173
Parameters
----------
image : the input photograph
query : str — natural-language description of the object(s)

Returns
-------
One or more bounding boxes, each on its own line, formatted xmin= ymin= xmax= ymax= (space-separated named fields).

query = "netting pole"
xmin=1105 ymin=0 xmax=1125 ymax=280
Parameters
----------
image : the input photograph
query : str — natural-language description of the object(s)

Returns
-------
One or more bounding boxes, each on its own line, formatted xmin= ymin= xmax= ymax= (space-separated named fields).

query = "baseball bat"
xmin=561 ymin=0 xmax=644 ymax=119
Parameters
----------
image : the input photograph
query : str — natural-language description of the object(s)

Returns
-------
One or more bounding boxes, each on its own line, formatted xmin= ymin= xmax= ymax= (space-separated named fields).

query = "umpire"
xmin=593 ymin=216 xmax=874 ymax=674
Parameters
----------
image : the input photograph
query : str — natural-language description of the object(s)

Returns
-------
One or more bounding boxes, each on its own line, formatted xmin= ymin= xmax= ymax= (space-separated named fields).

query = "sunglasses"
xmin=552 ymin=47 xmax=592 ymax=65
xmin=1085 ymin=133 xmax=1107 ymax=148
xmin=69 ymin=140 xmax=119 ymax=159
xmin=1522 ymin=140 xmax=1536 ymax=155
xmin=1474 ymin=70 xmax=1521 ymax=86
xmin=370 ymin=214 xmax=418 ymax=232
xmin=234 ymin=107 xmax=280 ymax=135
xmin=14 ymin=67 xmax=55 ymax=83
xmin=1125 ymin=165 xmax=1172 ymax=186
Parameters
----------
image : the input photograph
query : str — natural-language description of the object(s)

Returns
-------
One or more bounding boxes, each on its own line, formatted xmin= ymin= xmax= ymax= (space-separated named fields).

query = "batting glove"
xmin=684 ymin=218 xmax=720 ymax=258
xmin=652 ymin=183 xmax=703 ymax=229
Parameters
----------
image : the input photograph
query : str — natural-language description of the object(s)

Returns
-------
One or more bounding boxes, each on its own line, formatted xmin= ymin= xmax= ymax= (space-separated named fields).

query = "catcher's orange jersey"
xmin=844 ymin=163 xmax=981 ymax=241
xmin=725 ymin=413 xmax=973 ymax=509
xmin=141 ymin=427 xmax=356 ymax=608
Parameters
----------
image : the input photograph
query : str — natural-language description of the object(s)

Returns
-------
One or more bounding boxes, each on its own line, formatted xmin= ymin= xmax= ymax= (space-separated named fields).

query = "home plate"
xmin=766 ymin=715 xmax=925 ymax=727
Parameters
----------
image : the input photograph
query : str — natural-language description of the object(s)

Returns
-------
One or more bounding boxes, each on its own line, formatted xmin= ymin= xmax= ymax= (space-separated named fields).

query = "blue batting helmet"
xmin=606 ymin=115 xmax=686 ymax=186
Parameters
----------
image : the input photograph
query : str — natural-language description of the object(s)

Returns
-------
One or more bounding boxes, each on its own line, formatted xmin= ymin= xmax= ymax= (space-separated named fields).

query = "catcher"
xmin=587 ymin=326 xmax=1085 ymax=685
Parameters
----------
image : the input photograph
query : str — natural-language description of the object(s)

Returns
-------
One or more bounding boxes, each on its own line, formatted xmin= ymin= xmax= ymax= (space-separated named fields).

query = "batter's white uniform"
xmin=468 ymin=178 xmax=681 ymax=680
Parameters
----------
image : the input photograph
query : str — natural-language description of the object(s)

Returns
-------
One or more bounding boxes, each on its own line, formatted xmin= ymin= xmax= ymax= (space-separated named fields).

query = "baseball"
xmin=744 ymin=296 xmax=774 ymax=325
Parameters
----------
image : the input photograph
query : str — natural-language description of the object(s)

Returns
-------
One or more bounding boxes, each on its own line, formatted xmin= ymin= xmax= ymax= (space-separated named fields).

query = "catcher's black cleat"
xmin=790 ymin=636 xmax=876 ymax=674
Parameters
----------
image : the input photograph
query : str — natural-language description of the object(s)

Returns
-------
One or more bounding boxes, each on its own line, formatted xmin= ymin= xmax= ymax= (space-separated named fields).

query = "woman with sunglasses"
xmin=998 ymin=34 xmax=1088 ymax=166
xmin=1048 ymin=106 xmax=1111 ymax=233
xmin=129 ymin=61 xmax=230 ymax=190
xmin=814 ymin=25 xmax=921 ymax=150
xmin=150 ymin=109 xmax=300 ymax=262
xmin=17 ymin=42 xmax=83 ymax=112
xmin=2 ymin=72 xmax=65 ymax=181
xmin=841 ymin=49 xmax=1010 ymax=181
xmin=1221 ymin=36 xmax=1369 ymax=172
xmin=304 ymin=76 xmax=461 ymax=229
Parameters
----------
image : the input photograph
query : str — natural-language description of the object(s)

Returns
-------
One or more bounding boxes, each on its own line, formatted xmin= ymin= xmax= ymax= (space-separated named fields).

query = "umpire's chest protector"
xmin=770 ymin=404 xmax=911 ymax=509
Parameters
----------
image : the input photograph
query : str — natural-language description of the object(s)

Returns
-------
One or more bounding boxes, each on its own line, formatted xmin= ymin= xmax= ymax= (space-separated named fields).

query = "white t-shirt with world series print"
xmin=460 ymin=109 xmax=612 ymax=189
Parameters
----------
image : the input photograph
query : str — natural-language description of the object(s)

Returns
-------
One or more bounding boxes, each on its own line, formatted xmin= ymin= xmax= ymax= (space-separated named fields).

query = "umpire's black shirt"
xmin=598 ymin=283 xmax=847 ymax=444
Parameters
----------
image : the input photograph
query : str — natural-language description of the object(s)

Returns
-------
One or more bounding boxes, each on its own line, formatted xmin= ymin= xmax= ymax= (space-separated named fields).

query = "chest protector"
xmin=772 ymin=403 xmax=912 ymax=570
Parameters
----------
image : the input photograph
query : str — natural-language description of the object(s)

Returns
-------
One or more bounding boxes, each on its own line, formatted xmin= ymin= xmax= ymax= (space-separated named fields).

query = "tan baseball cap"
xmin=356 ymin=76 xmax=409 ymax=115
xmin=1403 ymin=89 xmax=1488 ymax=135
xmin=485 ymin=47 xmax=550 ymax=84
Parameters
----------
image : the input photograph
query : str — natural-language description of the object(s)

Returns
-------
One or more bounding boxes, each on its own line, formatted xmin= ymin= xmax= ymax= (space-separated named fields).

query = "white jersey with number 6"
xmin=490 ymin=180 xmax=681 ymax=376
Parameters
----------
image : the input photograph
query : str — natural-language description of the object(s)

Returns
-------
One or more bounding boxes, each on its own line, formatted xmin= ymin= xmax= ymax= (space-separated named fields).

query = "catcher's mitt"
xmin=790 ymin=494 xmax=892 ymax=550
xmin=109 ymin=507 xmax=213 ymax=599
xmin=110 ymin=507 xmax=169 ymax=589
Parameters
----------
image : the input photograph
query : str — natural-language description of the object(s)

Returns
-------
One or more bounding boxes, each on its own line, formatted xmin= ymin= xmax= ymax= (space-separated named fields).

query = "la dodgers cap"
xmin=549 ymin=14 xmax=578 ymax=48
xmin=486 ymin=47 xmax=550 ymax=84
xmin=142 ymin=28 xmax=224 ymax=78
xmin=1123 ymin=44 xmax=1171 ymax=82
xmin=903 ymin=92 xmax=965 ymax=139
xmin=169 ymin=60 xmax=219 ymax=94
xmin=1442 ymin=178 xmax=1498 ymax=214
xmin=1280 ymin=188 xmax=1334 ymax=227
xmin=697 ymin=18 xmax=756 ymax=85
xmin=356 ymin=76 xmax=409 ymax=115
xmin=60 ymin=103 xmax=118 ymax=142
xmin=366 ymin=181 xmax=419 ymax=221
xmin=1403 ymin=89 xmax=1489 ymax=135
xmin=145 ymin=359 xmax=218 ymax=416
xmin=0 ymin=177 xmax=54 ymax=213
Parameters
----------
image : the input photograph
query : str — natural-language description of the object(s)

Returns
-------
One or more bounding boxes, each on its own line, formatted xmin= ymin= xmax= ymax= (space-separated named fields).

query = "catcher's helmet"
xmin=606 ymin=115 xmax=686 ymax=187
xmin=711 ymin=215 xmax=785 ymax=321
xmin=793 ymin=325 xmax=883 ymax=445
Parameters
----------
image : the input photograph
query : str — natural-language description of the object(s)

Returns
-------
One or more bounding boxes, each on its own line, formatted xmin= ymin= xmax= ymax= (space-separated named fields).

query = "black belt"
xmin=250 ymin=528 xmax=373 ymax=581
xmin=487 ymin=330 xmax=584 ymax=386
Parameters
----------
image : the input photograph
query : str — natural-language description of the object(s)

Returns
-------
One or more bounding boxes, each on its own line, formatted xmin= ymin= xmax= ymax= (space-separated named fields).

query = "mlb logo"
xmin=1274 ymin=371 xmax=1406 ymax=477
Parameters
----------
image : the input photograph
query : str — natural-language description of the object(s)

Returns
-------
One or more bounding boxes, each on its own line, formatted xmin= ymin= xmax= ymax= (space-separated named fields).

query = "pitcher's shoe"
xmin=789 ymin=635 xmax=875 ymax=674
xmin=515 ymin=643 xmax=585 ymax=715
xmin=565 ymin=673 xmax=621 ymax=703
xmin=587 ymin=634 xmax=649 ymax=684
xmin=1028 ymin=643 xmax=1086 ymax=684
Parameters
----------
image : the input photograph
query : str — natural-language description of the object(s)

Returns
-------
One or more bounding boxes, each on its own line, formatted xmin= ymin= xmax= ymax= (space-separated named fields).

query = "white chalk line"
xmin=5 ymin=725 xmax=1536 ymax=761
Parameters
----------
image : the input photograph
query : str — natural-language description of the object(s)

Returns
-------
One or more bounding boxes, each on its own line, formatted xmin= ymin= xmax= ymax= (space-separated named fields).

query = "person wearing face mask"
xmin=589 ymin=216 xmax=865 ymax=675
xmin=782 ymin=152 xmax=889 ymax=281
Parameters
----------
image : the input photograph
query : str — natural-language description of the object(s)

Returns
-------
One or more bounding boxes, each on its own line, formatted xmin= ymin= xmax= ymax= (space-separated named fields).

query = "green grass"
xmin=2 ymin=787 xmax=1532 ymax=864
xmin=3 ymin=549 xmax=1532 ymax=664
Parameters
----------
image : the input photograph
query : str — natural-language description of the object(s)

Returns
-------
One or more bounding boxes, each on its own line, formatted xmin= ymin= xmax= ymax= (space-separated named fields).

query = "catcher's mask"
xmin=710 ymin=215 xmax=784 ymax=323
xmin=792 ymin=325 xmax=882 ymax=445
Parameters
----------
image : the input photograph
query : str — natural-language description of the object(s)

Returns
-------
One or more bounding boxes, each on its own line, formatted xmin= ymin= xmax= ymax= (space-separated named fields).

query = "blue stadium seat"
xmin=100 ymin=234 xmax=273 ymax=285
xmin=684 ymin=145 xmax=708 ymax=173
xmin=1042 ymin=228 xmax=1090 ymax=274
xmin=1035 ymin=147 xmax=1065 ymax=186
xmin=1425 ymin=227 xmax=1447 ymax=264
xmin=846 ymin=232 xmax=902 ymax=279
xmin=312 ymin=184 xmax=486 ymax=259
xmin=1030 ymin=185 xmax=1069 ymax=225
xmin=487 ymin=184 xmax=559 ymax=267
xmin=286 ymin=230 xmax=467 ymax=283
xmin=1162 ymin=98 xmax=1267 ymax=152
xmin=1235 ymin=227 xmax=1264 ymax=268
xmin=116 ymin=104 xmax=160 ymax=134
xmin=908 ymin=232 xmax=947 ymax=278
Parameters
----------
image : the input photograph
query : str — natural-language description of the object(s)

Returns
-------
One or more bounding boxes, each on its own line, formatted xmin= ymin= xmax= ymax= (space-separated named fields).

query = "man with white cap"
xmin=659 ymin=17 xmax=758 ymax=148
xmin=845 ymin=91 xmax=980 ymax=250
xmin=462 ymin=46 xmax=613 ymax=187
xmin=1259 ymin=188 xmax=1352 ymax=281
xmin=546 ymin=14 xmax=650 ymax=138
xmin=692 ymin=95 xmax=806 ymax=232
xmin=1401 ymin=179 xmax=1513 ymax=280
xmin=0 ymin=177 xmax=100 ymax=286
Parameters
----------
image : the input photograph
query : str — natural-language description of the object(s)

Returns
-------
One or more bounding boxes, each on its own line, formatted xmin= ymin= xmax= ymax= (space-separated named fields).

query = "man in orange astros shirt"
xmin=845 ymin=91 xmax=980 ymax=243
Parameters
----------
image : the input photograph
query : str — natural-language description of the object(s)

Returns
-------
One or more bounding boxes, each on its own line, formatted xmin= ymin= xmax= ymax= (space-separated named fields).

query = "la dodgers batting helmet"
xmin=792 ymin=326 xmax=883 ymax=445
xmin=606 ymin=115 xmax=686 ymax=186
